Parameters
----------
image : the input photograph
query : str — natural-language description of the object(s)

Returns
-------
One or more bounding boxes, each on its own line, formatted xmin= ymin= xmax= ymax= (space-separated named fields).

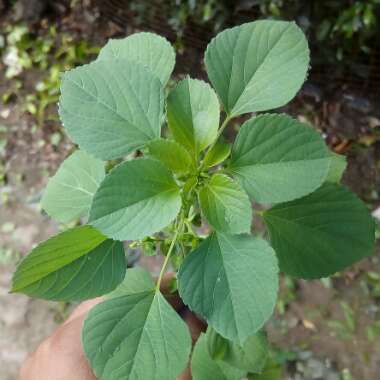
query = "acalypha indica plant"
xmin=12 ymin=20 xmax=375 ymax=379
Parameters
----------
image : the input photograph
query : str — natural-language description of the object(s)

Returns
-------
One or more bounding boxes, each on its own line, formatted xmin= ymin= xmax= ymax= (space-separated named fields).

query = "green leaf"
xmin=89 ymin=158 xmax=181 ymax=240
xmin=167 ymin=76 xmax=220 ymax=156
xmin=106 ymin=267 xmax=155 ymax=299
xmin=146 ymin=139 xmax=194 ymax=174
xmin=206 ymin=328 xmax=268 ymax=374
xmin=59 ymin=59 xmax=164 ymax=160
xmin=203 ymin=140 xmax=231 ymax=168
xmin=41 ymin=150 xmax=105 ymax=224
xmin=205 ymin=20 xmax=309 ymax=116
xmin=178 ymin=232 xmax=279 ymax=344
xmin=82 ymin=291 xmax=191 ymax=380
xmin=264 ymin=183 xmax=375 ymax=279
xmin=222 ymin=331 xmax=268 ymax=373
xmin=98 ymin=32 xmax=175 ymax=85
xmin=199 ymin=174 xmax=252 ymax=234
xmin=326 ymin=152 xmax=347 ymax=183
xmin=11 ymin=226 xmax=126 ymax=301
xmin=230 ymin=114 xmax=330 ymax=204
xmin=248 ymin=358 xmax=282 ymax=380
xmin=191 ymin=333 xmax=246 ymax=380
xmin=207 ymin=326 xmax=268 ymax=373
xmin=207 ymin=327 xmax=229 ymax=360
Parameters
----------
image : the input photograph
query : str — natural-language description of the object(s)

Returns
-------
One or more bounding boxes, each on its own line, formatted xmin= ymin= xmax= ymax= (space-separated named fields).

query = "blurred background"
xmin=0 ymin=1 xmax=380 ymax=379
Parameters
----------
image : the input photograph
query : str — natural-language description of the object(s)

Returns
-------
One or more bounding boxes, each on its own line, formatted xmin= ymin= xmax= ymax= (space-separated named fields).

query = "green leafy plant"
xmin=11 ymin=21 xmax=375 ymax=379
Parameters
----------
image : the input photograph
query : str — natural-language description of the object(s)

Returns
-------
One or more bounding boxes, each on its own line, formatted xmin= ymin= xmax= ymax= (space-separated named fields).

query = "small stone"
xmin=367 ymin=116 xmax=380 ymax=128
xmin=304 ymin=358 xmax=324 ymax=379
xmin=343 ymin=94 xmax=372 ymax=114
xmin=298 ymin=350 xmax=313 ymax=360
xmin=326 ymin=372 xmax=340 ymax=380
xmin=0 ymin=108 xmax=11 ymax=119
xmin=13 ymin=0 xmax=47 ymax=23
xmin=287 ymin=316 xmax=299 ymax=328
xmin=1 ymin=222 xmax=15 ymax=233
xmin=296 ymin=361 xmax=305 ymax=373
xmin=372 ymin=206 xmax=380 ymax=221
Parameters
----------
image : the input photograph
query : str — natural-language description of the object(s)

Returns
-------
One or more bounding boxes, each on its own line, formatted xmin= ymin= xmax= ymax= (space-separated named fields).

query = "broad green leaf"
xmin=89 ymin=158 xmax=181 ymax=240
xmin=220 ymin=363 xmax=247 ymax=380
xmin=146 ymin=139 xmax=194 ymax=174
xmin=82 ymin=291 xmax=191 ymax=380
xmin=207 ymin=327 xmax=229 ymax=360
xmin=199 ymin=174 xmax=252 ymax=234
xmin=230 ymin=114 xmax=330 ymax=204
xmin=203 ymin=140 xmax=231 ymax=168
xmin=11 ymin=226 xmax=126 ymax=301
xmin=191 ymin=333 xmax=246 ymax=380
xmin=59 ymin=59 xmax=164 ymax=160
xmin=98 ymin=32 xmax=175 ymax=85
xmin=178 ymin=232 xmax=279 ymax=344
xmin=41 ymin=150 xmax=105 ymax=224
xmin=222 ymin=331 xmax=268 ymax=373
xmin=205 ymin=20 xmax=309 ymax=116
xmin=106 ymin=267 xmax=155 ymax=299
xmin=326 ymin=152 xmax=347 ymax=183
xmin=167 ymin=77 xmax=220 ymax=156
xmin=264 ymin=183 xmax=375 ymax=279
xmin=207 ymin=328 xmax=268 ymax=374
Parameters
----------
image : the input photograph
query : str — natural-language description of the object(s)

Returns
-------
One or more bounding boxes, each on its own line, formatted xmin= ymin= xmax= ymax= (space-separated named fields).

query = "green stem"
xmin=215 ymin=114 xmax=231 ymax=143
xmin=200 ymin=114 xmax=231 ymax=170
xmin=155 ymin=219 xmax=184 ymax=293
xmin=185 ymin=219 xmax=196 ymax=235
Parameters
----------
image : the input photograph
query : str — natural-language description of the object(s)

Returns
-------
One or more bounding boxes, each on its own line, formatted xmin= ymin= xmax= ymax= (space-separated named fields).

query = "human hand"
xmin=20 ymin=273 xmax=206 ymax=380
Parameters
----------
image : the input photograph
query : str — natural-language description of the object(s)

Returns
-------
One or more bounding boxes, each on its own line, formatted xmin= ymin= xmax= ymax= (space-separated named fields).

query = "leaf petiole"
xmin=200 ymin=114 xmax=231 ymax=171
xmin=155 ymin=218 xmax=184 ymax=292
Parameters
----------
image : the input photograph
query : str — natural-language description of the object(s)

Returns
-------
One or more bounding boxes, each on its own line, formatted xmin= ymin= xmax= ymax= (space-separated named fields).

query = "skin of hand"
xmin=19 ymin=273 xmax=206 ymax=380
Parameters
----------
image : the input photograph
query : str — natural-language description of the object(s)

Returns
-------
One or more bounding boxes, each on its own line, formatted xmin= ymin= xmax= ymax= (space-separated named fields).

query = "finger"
xmin=20 ymin=315 xmax=97 ymax=380
xmin=63 ymin=298 xmax=103 ymax=326
xmin=159 ymin=272 xmax=184 ymax=311
xmin=159 ymin=272 xmax=176 ymax=292
xmin=177 ymin=366 xmax=192 ymax=380
xmin=176 ymin=310 xmax=207 ymax=380
xmin=20 ymin=352 xmax=36 ymax=380
xmin=182 ymin=309 xmax=207 ymax=344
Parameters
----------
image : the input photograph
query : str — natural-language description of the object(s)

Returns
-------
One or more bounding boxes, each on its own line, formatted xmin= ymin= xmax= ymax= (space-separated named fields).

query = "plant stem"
xmin=200 ymin=114 xmax=231 ymax=170
xmin=155 ymin=219 xmax=184 ymax=293
xmin=215 ymin=114 xmax=231 ymax=143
